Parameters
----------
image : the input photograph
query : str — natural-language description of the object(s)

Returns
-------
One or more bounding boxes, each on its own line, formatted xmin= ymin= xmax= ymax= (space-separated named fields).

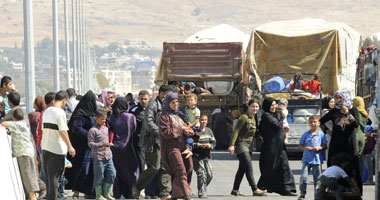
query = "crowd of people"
xmin=0 ymin=74 xmax=377 ymax=200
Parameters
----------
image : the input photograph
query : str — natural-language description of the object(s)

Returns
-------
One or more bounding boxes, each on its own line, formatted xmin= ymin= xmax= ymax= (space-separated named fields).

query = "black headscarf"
xmin=111 ymin=97 xmax=129 ymax=117
xmin=162 ymin=92 xmax=180 ymax=115
xmin=70 ymin=90 xmax=97 ymax=118
xmin=262 ymin=97 xmax=275 ymax=113
xmin=321 ymin=95 xmax=333 ymax=110
xmin=68 ymin=90 xmax=97 ymax=127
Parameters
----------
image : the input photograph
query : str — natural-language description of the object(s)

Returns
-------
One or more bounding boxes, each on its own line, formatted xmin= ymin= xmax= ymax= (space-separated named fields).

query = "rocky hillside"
xmin=1 ymin=0 xmax=380 ymax=48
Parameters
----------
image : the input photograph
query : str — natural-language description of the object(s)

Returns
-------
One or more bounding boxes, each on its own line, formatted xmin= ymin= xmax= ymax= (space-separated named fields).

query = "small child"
xmin=88 ymin=109 xmax=116 ymax=200
xmin=315 ymin=153 xmax=360 ymax=200
xmin=1 ymin=109 xmax=39 ymax=200
xmin=363 ymin=125 xmax=376 ymax=185
xmin=298 ymin=115 xmax=327 ymax=200
xmin=278 ymin=98 xmax=289 ymax=143
xmin=182 ymin=93 xmax=201 ymax=158
xmin=58 ymin=158 xmax=72 ymax=200
xmin=192 ymin=114 xmax=216 ymax=198
xmin=303 ymin=74 xmax=321 ymax=95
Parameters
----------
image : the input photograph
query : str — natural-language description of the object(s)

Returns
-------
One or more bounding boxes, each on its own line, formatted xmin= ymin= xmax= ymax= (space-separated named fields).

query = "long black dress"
xmin=257 ymin=110 xmax=296 ymax=194
xmin=320 ymin=107 xmax=362 ymax=194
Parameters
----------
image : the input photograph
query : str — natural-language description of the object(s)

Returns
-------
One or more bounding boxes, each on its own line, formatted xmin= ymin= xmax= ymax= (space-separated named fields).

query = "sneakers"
xmin=231 ymin=190 xmax=246 ymax=196
xmin=198 ymin=193 xmax=208 ymax=198
xmin=298 ymin=194 xmax=305 ymax=200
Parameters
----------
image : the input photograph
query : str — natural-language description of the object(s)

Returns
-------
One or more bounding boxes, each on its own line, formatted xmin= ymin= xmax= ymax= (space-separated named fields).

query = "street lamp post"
xmin=23 ymin=0 xmax=35 ymax=113
xmin=64 ymin=0 xmax=71 ymax=89
xmin=72 ymin=0 xmax=77 ymax=91
xmin=52 ymin=0 xmax=59 ymax=91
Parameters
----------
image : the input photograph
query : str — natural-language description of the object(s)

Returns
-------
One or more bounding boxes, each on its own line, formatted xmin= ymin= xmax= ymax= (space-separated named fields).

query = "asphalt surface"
xmin=64 ymin=151 xmax=376 ymax=200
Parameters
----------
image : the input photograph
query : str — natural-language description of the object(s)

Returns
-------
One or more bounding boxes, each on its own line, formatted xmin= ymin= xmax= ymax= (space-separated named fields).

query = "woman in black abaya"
xmin=257 ymin=97 xmax=297 ymax=196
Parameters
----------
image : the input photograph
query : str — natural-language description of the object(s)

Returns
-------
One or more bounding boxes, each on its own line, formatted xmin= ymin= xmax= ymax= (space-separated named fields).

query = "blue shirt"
xmin=0 ymin=94 xmax=10 ymax=113
xmin=299 ymin=130 xmax=327 ymax=164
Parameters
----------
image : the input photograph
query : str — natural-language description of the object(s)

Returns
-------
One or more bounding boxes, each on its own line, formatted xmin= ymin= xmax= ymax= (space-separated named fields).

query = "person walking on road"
xmin=132 ymin=84 xmax=172 ymax=200
xmin=257 ymin=97 xmax=297 ymax=196
xmin=159 ymin=92 xmax=194 ymax=200
xmin=65 ymin=91 xmax=97 ymax=199
xmin=228 ymin=99 xmax=265 ymax=197
xmin=108 ymin=97 xmax=138 ymax=198
xmin=41 ymin=90 xmax=76 ymax=200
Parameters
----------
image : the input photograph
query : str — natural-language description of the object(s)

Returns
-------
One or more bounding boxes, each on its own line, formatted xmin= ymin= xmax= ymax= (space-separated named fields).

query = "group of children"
xmin=297 ymin=114 xmax=376 ymax=200
xmin=182 ymin=93 xmax=217 ymax=198
xmin=289 ymin=73 xmax=321 ymax=96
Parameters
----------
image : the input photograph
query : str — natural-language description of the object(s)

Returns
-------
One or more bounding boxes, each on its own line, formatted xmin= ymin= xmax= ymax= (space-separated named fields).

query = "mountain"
xmin=1 ymin=0 xmax=380 ymax=48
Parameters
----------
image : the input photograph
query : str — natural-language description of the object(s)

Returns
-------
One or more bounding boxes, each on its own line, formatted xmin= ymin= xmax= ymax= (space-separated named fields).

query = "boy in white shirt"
xmin=315 ymin=152 xmax=360 ymax=200
xmin=1 ymin=109 xmax=39 ymax=200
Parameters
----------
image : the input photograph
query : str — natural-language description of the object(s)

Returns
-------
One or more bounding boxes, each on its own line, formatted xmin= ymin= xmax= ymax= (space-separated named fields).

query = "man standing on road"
xmin=129 ymin=90 xmax=151 ymax=172
xmin=132 ymin=85 xmax=172 ymax=200
xmin=41 ymin=90 xmax=76 ymax=200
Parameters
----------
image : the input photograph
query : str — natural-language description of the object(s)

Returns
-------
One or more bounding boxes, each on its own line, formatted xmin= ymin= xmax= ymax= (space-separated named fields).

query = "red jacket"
xmin=303 ymin=80 xmax=321 ymax=94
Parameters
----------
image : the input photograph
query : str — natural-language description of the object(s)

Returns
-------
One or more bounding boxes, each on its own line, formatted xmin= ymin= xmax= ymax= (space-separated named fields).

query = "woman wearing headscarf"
xmin=321 ymin=95 xmax=335 ymax=161
xmin=65 ymin=90 xmax=97 ymax=199
xmin=97 ymin=88 xmax=116 ymax=108
xmin=353 ymin=96 xmax=368 ymax=178
xmin=159 ymin=92 xmax=194 ymax=200
xmin=107 ymin=97 xmax=138 ymax=198
xmin=320 ymin=90 xmax=362 ymax=194
xmin=257 ymin=97 xmax=297 ymax=196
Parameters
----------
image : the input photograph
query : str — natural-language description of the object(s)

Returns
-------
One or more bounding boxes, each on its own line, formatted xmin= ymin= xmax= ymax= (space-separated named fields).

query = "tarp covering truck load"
xmin=245 ymin=18 xmax=362 ymax=152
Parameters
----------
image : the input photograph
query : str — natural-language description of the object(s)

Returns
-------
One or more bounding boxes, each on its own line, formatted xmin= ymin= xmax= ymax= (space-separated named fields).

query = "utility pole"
xmin=80 ymin=0 xmax=85 ymax=93
xmin=76 ymin=0 xmax=81 ymax=94
xmin=64 ymin=0 xmax=71 ymax=88
xmin=72 ymin=0 xmax=77 ymax=91
xmin=23 ymin=0 xmax=35 ymax=113
xmin=52 ymin=0 xmax=59 ymax=91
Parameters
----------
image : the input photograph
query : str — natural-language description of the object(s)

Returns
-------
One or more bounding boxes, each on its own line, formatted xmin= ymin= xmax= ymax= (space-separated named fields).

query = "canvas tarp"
xmin=245 ymin=18 xmax=361 ymax=96
xmin=155 ymin=24 xmax=249 ymax=86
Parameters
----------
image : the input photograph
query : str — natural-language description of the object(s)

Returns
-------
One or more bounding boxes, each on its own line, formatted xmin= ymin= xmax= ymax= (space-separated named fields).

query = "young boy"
xmin=1 ymin=109 xmax=39 ymax=200
xmin=363 ymin=125 xmax=376 ymax=185
xmin=315 ymin=153 xmax=360 ymax=200
xmin=192 ymin=114 xmax=216 ymax=198
xmin=182 ymin=93 xmax=201 ymax=158
xmin=88 ymin=109 xmax=116 ymax=200
xmin=298 ymin=115 xmax=327 ymax=200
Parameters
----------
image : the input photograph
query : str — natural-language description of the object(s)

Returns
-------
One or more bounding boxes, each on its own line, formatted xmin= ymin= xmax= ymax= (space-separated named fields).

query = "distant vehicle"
xmin=155 ymin=42 xmax=250 ymax=117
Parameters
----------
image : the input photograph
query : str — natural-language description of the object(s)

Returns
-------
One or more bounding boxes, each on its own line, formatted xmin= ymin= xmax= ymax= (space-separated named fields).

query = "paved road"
xmin=65 ymin=151 xmax=375 ymax=200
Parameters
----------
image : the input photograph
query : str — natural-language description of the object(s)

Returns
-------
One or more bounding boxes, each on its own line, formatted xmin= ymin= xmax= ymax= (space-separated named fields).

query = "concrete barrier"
xmin=0 ymin=126 xmax=25 ymax=200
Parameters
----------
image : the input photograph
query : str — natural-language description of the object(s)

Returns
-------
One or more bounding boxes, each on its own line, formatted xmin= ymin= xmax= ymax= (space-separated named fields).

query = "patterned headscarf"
xmin=334 ymin=89 xmax=352 ymax=109
xmin=162 ymin=92 xmax=179 ymax=115
xmin=353 ymin=96 xmax=368 ymax=119
xmin=97 ymin=88 xmax=115 ymax=107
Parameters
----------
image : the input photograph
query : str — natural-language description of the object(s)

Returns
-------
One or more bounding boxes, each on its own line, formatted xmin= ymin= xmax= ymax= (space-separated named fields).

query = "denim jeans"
xmin=364 ymin=152 xmax=374 ymax=182
xmin=233 ymin=151 xmax=257 ymax=191
xmin=93 ymin=158 xmax=116 ymax=186
xmin=299 ymin=162 xmax=321 ymax=198
xmin=37 ymin=147 xmax=45 ymax=182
